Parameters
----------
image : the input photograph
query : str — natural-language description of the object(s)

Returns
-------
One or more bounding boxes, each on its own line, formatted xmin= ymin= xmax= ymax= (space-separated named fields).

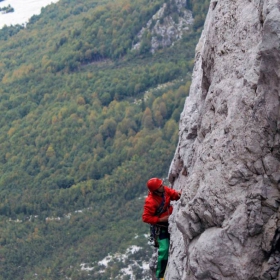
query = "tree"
xmin=141 ymin=108 xmax=154 ymax=129
xmin=99 ymin=119 xmax=117 ymax=138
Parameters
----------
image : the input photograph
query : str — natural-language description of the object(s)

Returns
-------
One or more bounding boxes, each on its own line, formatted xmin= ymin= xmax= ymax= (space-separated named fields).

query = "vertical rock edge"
xmin=167 ymin=0 xmax=280 ymax=279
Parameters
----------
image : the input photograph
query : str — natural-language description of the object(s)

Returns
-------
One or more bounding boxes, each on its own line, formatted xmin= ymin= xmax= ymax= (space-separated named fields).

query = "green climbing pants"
xmin=156 ymin=227 xmax=170 ymax=278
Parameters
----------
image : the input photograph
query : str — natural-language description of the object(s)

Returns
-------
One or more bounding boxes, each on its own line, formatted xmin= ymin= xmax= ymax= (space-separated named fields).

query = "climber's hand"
xmin=159 ymin=215 xmax=169 ymax=222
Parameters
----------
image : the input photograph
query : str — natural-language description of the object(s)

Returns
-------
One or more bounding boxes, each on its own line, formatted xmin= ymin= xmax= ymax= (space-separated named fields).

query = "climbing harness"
xmin=149 ymin=224 xmax=161 ymax=247
xmin=149 ymin=193 xmax=166 ymax=247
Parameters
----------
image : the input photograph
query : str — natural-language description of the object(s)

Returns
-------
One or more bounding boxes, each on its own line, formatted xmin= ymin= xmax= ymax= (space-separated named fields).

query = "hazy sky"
xmin=0 ymin=0 xmax=60 ymax=28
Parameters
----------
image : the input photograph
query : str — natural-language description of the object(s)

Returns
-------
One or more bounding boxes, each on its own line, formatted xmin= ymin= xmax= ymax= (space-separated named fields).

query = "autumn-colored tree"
xmin=141 ymin=107 xmax=154 ymax=129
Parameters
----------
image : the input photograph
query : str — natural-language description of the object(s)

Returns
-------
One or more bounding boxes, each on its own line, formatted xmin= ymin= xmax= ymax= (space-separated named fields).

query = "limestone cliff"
xmin=132 ymin=0 xmax=193 ymax=53
xmin=167 ymin=0 xmax=280 ymax=279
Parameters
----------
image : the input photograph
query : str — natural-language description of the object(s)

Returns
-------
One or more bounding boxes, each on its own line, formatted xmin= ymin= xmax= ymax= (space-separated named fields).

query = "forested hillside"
xmin=0 ymin=0 xmax=209 ymax=278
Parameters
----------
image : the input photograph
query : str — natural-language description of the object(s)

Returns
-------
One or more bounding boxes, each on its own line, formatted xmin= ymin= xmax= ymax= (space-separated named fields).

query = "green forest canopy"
xmin=0 ymin=0 xmax=210 ymax=278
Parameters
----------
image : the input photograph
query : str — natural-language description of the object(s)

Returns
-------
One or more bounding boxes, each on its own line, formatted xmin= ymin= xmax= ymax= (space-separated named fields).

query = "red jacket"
xmin=142 ymin=186 xmax=180 ymax=225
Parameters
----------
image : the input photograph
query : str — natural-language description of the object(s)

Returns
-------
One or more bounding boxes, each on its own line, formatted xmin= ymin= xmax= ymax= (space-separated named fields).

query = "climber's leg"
xmin=155 ymin=228 xmax=170 ymax=278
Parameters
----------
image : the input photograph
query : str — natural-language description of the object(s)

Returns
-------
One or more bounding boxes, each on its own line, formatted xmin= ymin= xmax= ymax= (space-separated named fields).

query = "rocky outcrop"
xmin=167 ymin=0 xmax=280 ymax=279
xmin=132 ymin=0 xmax=193 ymax=53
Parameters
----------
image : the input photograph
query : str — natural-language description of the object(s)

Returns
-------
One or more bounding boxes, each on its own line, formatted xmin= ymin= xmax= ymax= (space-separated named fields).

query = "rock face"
xmin=132 ymin=0 xmax=193 ymax=53
xmin=167 ymin=0 xmax=280 ymax=279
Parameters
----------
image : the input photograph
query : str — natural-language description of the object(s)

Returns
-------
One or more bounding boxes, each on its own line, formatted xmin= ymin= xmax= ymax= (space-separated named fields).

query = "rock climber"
xmin=142 ymin=177 xmax=181 ymax=280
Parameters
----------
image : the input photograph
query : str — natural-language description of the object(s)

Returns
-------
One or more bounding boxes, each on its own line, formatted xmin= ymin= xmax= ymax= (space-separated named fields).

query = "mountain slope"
xmin=0 ymin=0 xmax=209 ymax=278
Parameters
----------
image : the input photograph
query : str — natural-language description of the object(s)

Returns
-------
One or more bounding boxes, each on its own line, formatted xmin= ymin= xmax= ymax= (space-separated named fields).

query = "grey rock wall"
xmin=167 ymin=0 xmax=280 ymax=279
xmin=132 ymin=0 xmax=193 ymax=53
